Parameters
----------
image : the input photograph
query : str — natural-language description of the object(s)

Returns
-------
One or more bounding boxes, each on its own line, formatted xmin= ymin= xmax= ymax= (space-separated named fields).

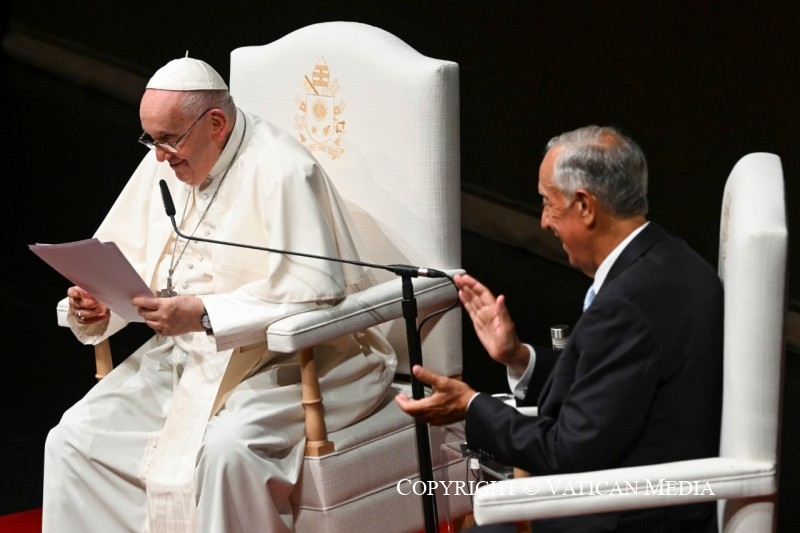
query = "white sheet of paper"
xmin=30 ymin=238 xmax=153 ymax=322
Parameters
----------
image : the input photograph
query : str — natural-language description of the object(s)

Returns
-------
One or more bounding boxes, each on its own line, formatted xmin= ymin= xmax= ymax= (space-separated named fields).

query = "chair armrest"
xmin=473 ymin=457 xmax=777 ymax=525
xmin=266 ymin=269 xmax=463 ymax=353
xmin=57 ymin=298 xmax=70 ymax=327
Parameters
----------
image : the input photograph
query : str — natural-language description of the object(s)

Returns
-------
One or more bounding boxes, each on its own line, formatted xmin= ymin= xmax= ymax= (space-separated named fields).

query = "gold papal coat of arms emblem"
xmin=295 ymin=57 xmax=345 ymax=159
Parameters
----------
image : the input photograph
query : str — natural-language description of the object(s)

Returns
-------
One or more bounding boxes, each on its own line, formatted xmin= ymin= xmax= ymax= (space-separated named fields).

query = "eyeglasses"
xmin=138 ymin=108 xmax=213 ymax=153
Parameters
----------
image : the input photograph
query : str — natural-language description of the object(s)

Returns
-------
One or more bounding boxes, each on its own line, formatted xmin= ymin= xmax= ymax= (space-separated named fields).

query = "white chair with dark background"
xmin=229 ymin=21 xmax=469 ymax=532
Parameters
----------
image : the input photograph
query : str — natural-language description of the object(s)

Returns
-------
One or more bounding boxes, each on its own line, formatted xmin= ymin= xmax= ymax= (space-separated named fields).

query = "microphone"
xmin=158 ymin=179 xmax=448 ymax=279
xmin=160 ymin=179 xmax=177 ymax=217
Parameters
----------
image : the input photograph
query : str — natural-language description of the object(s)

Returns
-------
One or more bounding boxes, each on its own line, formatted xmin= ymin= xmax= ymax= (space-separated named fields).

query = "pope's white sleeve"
xmin=202 ymin=290 xmax=324 ymax=352
xmin=57 ymin=296 xmax=128 ymax=345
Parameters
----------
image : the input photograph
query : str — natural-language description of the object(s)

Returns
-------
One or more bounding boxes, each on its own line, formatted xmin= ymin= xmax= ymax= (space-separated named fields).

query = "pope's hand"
xmin=132 ymin=294 xmax=205 ymax=336
xmin=68 ymin=286 xmax=110 ymax=325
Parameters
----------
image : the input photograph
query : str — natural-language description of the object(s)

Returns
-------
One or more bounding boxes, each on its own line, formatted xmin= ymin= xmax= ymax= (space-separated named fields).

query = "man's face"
xmin=139 ymin=90 xmax=218 ymax=187
xmin=538 ymin=147 xmax=595 ymax=276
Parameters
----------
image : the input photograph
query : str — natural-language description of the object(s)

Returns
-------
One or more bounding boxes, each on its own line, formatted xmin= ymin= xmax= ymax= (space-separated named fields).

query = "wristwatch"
xmin=200 ymin=308 xmax=213 ymax=334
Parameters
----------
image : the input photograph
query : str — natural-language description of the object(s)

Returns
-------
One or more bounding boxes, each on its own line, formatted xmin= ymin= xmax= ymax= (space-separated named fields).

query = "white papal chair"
xmin=66 ymin=22 xmax=470 ymax=532
xmin=229 ymin=22 xmax=469 ymax=532
xmin=471 ymin=152 xmax=788 ymax=532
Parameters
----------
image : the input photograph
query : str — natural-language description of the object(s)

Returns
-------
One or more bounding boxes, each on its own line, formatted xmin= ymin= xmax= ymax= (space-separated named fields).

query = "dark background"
xmin=1 ymin=1 xmax=797 ymax=529
xmin=4 ymin=0 xmax=798 ymax=294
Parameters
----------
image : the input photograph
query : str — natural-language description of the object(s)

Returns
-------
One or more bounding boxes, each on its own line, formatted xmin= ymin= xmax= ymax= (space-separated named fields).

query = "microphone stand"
xmin=159 ymin=181 xmax=443 ymax=533
xmin=397 ymin=270 xmax=439 ymax=533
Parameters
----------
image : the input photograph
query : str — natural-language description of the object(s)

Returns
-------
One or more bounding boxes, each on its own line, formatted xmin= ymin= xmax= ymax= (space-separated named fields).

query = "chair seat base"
xmin=292 ymin=383 xmax=473 ymax=532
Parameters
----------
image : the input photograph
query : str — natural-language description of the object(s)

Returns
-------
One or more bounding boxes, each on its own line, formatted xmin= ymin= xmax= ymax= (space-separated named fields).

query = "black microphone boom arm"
xmin=158 ymin=179 xmax=447 ymax=279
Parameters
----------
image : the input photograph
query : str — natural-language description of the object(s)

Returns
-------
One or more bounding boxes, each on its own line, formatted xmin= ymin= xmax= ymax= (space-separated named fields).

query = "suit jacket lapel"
xmin=604 ymin=221 xmax=666 ymax=286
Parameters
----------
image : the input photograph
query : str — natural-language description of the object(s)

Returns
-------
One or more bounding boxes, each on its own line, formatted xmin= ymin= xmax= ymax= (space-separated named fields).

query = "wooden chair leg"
xmin=513 ymin=467 xmax=532 ymax=533
xmin=94 ymin=339 xmax=113 ymax=381
xmin=300 ymin=347 xmax=335 ymax=456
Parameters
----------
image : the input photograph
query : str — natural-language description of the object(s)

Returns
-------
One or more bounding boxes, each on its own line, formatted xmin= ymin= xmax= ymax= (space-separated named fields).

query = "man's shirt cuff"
xmin=507 ymin=343 xmax=536 ymax=400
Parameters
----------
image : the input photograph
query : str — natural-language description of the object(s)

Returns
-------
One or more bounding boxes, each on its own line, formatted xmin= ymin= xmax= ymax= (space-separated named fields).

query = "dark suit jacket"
xmin=466 ymin=222 xmax=723 ymax=532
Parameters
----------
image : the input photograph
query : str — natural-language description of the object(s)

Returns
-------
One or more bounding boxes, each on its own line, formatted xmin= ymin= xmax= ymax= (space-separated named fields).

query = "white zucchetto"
xmin=146 ymin=57 xmax=228 ymax=91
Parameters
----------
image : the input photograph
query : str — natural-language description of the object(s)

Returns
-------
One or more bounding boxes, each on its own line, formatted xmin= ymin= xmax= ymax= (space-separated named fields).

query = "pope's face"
xmin=139 ymin=90 xmax=218 ymax=187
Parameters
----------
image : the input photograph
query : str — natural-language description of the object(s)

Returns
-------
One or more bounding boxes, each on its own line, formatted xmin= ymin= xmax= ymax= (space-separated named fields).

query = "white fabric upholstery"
xmin=473 ymin=457 xmax=776 ymax=524
xmin=291 ymin=384 xmax=470 ymax=533
xmin=472 ymin=152 xmax=788 ymax=532
xmin=267 ymin=271 xmax=462 ymax=355
xmin=716 ymin=152 xmax=786 ymax=530
xmin=230 ymin=22 xmax=465 ymax=531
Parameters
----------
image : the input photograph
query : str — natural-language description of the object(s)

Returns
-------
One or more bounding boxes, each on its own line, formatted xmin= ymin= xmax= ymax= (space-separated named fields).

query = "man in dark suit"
xmin=396 ymin=125 xmax=723 ymax=532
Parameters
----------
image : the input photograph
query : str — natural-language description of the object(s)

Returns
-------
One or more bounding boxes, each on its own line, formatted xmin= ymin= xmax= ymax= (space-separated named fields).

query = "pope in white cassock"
xmin=42 ymin=57 xmax=397 ymax=532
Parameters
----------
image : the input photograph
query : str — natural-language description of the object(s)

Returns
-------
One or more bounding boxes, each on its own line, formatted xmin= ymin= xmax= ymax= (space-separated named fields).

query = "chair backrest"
xmin=229 ymin=22 xmax=461 ymax=376
xmin=718 ymin=152 xmax=787 ymax=467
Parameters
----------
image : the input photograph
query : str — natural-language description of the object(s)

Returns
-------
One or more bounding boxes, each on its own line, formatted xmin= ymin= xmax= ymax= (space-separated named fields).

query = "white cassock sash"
xmin=142 ymin=336 xmax=268 ymax=532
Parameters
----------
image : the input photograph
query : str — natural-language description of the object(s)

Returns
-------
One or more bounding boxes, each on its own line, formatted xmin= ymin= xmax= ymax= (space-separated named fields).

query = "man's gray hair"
xmin=546 ymin=125 xmax=648 ymax=217
xmin=179 ymin=90 xmax=237 ymax=122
